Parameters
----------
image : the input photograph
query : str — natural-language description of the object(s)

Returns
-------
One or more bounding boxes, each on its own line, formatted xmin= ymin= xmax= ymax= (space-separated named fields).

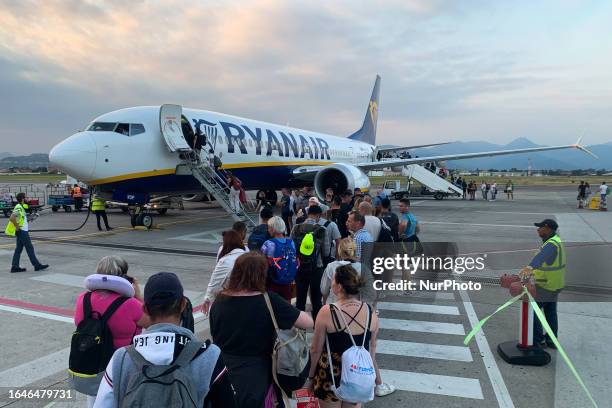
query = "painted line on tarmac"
xmin=379 ymin=318 xmax=465 ymax=335
xmin=22 ymin=238 xmax=219 ymax=258
xmin=170 ymin=228 xmax=226 ymax=243
xmin=0 ymin=347 xmax=70 ymax=387
xmin=378 ymin=368 xmax=483 ymax=399
xmin=377 ymin=339 xmax=473 ymax=362
xmin=0 ymin=304 xmax=72 ymax=323
xmin=29 ymin=273 xmax=203 ymax=301
xmin=420 ymin=221 xmax=533 ymax=229
xmin=0 ymin=296 xmax=73 ymax=317
xmin=377 ymin=302 xmax=460 ymax=315
xmin=459 ymin=290 xmax=515 ymax=408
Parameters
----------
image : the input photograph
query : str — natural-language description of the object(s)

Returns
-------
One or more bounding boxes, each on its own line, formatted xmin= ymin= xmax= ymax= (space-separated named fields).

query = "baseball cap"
xmin=341 ymin=190 xmax=353 ymax=197
xmin=144 ymin=272 xmax=184 ymax=306
xmin=534 ymin=219 xmax=558 ymax=231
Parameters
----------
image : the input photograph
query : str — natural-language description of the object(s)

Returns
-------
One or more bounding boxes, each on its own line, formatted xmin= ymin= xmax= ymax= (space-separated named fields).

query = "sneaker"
xmin=10 ymin=267 xmax=26 ymax=273
xmin=535 ymin=340 xmax=547 ymax=348
xmin=545 ymin=340 xmax=557 ymax=349
xmin=35 ymin=264 xmax=49 ymax=271
xmin=106 ymin=227 xmax=113 ymax=231
xmin=375 ymin=383 xmax=396 ymax=397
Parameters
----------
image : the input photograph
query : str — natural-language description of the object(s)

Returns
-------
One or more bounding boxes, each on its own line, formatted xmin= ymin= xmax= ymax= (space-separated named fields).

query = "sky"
xmin=1 ymin=0 xmax=611 ymax=154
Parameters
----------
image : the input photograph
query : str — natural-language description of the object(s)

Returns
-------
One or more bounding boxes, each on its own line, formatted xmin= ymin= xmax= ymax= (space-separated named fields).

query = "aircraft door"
xmin=160 ymin=104 xmax=192 ymax=152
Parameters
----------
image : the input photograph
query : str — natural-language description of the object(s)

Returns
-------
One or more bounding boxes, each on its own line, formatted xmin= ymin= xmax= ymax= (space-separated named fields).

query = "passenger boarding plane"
xmin=49 ymin=76 xmax=593 ymax=224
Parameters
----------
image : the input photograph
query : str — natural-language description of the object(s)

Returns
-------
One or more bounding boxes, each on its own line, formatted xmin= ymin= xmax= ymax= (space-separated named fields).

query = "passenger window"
xmin=130 ymin=123 xmax=145 ymax=136
xmin=115 ymin=123 xmax=129 ymax=135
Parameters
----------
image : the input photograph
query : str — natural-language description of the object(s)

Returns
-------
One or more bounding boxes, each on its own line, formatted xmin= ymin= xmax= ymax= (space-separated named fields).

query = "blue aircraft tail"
xmin=348 ymin=75 xmax=380 ymax=145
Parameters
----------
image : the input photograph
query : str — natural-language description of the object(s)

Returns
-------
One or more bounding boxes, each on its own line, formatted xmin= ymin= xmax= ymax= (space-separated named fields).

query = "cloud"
xmin=0 ymin=0 xmax=611 ymax=154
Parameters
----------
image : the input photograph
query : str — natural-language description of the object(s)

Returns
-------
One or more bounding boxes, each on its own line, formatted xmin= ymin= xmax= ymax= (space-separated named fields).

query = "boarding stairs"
xmin=402 ymin=164 xmax=463 ymax=196
xmin=160 ymin=104 xmax=258 ymax=227
xmin=181 ymin=153 xmax=258 ymax=227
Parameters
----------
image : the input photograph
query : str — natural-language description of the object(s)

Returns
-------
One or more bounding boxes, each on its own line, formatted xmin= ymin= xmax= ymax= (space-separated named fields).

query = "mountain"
xmin=411 ymin=138 xmax=612 ymax=170
xmin=0 ymin=153 xmax=49 ymax=169
xmin=0 ymin=152 xmax=13 ymax=160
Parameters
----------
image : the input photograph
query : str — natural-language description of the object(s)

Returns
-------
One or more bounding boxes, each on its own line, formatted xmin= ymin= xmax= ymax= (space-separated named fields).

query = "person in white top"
xmin=202 ymin=230 xmax=247 ymax=315
xmin=358 ymin=201 xmax=381 ymax=240
xmin=599 ymin=182 xmax=608 ymax=205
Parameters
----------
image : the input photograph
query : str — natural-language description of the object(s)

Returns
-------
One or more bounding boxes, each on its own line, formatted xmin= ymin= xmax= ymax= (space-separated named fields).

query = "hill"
xmin=411 ymin=138 xmax=611 ymax=170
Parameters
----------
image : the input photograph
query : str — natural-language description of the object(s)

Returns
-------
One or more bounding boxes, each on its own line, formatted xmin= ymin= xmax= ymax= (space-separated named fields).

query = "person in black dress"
xmin=209 ymin=252 xmax=313 ymax=407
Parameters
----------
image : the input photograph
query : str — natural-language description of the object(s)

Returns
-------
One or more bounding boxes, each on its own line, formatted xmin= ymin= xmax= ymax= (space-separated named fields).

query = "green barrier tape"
xmin=463 ymin=291 xmax=525 ymax=346
xmin=463 ymin=287 xmax=598 ymax=408
xmin=525 ymin=289 xmax=598 ymax=408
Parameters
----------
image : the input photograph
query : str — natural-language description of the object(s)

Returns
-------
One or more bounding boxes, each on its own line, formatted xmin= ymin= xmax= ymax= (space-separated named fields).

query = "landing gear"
xmin=130 ymin=207 xmax=154 ymax=229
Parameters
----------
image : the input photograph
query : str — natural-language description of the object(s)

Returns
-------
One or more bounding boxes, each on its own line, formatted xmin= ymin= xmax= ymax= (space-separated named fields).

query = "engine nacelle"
xmin=182 ymin=193 xmax=208 ymax=202
xmin=314 ymin=163 xmax=370 ymax=199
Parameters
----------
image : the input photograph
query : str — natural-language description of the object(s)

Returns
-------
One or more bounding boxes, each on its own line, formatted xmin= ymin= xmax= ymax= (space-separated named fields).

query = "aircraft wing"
xmin=376 ymin=142 xmax=450 ymax=153
xmin=355 ymin=137 xmax=597 ymax=172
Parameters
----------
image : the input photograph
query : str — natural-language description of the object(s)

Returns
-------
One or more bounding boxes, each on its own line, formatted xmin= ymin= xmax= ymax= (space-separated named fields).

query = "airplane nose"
xmin=49 ymin=132 xmax=97 ymax=180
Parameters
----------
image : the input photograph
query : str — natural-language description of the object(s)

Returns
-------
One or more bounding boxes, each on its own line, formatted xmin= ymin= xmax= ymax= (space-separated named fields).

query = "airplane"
xmin=49 ymin=75 xmax=594 ymax=226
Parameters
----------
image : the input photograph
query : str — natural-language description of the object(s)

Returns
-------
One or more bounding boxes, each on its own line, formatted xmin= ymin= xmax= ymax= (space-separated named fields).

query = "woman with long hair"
xmin=210 ymin=252 xmax=313 ymax=407
xmin=307 ymin=265 xmax=389 ymax=407
xmin=202 ymin=230 xmax=247 ymax=315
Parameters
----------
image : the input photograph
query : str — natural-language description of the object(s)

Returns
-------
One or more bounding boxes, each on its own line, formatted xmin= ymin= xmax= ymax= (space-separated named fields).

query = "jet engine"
xmin=314 ymin=163 xmax=370 ymax=198
xmin=182 ymin=193 xmax=208 ymax=202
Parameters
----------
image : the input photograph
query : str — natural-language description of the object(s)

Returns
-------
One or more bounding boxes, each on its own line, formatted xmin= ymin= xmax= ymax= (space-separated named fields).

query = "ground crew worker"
xmin=72 ymin=184 xmax=83 ymax=212
xmin=520 ymin=219 xmax=565 ymax=349
xmin=6 ymin=193 xmax=48 ymax=273
xmin=91 ymin=195 xmax=112 ymax=231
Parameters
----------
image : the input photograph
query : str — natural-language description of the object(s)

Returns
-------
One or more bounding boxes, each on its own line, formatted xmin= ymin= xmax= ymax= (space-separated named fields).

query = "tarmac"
xmin=0 ymin=185 xmax=610 ymax=407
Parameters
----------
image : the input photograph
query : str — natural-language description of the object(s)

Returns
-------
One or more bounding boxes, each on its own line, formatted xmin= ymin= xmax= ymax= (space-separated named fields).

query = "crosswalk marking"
xmin=379 ymin=369 xmax=484 ymax=399
xmin=377 ymin=301 xmax=460 ymax=315
xmin=377 ymin=339 xmax=473 ymax=362
xmin=379 ymin=317 xmax=465 ymax=335
xmin=30 ymin=273 xmax=202 ymax=302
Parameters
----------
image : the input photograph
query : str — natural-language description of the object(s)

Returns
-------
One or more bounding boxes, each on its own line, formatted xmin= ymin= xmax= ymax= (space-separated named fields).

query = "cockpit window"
xmin=115 ymin=123 xmax=129 ymax=135
xmin=87 ymin=122 xmax=116 ymax=131
xmin=130 ymin=123 xmax=145 ymax=136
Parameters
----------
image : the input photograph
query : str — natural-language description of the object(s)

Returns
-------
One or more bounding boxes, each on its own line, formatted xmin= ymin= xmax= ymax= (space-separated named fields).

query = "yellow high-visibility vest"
xmin=533 ymin=234 xmax=566 ymax=291
xmin=4 ymin=203 xmax=26 ymax=236
xmin=91 ymin=198 xmax=106 ymax=211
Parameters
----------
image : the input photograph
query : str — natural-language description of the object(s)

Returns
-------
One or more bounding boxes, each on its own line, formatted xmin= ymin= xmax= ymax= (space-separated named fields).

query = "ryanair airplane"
xmin=49 ymin=76 xmax=592 ymax=202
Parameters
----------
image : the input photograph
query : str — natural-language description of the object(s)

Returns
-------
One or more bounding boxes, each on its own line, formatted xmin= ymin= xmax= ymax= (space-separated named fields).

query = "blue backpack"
xmin=269 ymin=238 xmax=298 ymax=285
xmin=248 ymin=224 xmax=271 ymax=251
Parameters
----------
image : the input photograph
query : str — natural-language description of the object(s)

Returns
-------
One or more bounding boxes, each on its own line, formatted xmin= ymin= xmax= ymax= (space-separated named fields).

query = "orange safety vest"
xmin=72 ymin=186 xmax=82 ymax=198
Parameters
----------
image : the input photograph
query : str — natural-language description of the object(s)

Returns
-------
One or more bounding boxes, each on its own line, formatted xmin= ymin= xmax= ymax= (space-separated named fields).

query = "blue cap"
xmin=144 ymin=272 xmax=184 ymax=306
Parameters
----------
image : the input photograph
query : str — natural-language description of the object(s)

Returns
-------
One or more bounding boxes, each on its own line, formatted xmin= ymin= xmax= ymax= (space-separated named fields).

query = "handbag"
xmin=263 ymin=293 xmax=310 ymax=405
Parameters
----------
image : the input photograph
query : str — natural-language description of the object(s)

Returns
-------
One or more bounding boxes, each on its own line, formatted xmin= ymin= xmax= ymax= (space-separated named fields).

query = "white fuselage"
xmin=49 ymin=106 xmax=374 ymax=194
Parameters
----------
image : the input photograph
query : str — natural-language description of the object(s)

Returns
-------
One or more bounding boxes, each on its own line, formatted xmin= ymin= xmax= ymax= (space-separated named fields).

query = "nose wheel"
xmin=130 ymin=208 xmax=154 ymax=229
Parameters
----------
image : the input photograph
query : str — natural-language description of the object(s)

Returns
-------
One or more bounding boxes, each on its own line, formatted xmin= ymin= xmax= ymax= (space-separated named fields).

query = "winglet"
xmin=573 ymin=136 xmax=598 ymax=159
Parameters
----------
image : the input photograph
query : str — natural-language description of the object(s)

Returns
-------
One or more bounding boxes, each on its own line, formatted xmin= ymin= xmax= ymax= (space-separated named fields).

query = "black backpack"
xmin=377 ymin=218 xmax=395 ymax=243
xmin=381 ymin=212 xmax=399 ymax=242
xmin=69 ymin=292 xmax=129 ymax=377
xmin=293 ymin=223 xmax=325 ymax=273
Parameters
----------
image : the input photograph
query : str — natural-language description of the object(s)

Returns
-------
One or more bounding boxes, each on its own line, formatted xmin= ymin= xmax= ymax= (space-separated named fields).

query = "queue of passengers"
xmin=68 ymin=188 xmax=422 ymax=407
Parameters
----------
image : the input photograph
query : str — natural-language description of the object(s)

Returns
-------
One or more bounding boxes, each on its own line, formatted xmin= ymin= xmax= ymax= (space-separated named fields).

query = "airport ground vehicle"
xmin=382 ymin=179 xmax=453 ymax=200
xmin=46 ymin=184 xmax=90 ymax=212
